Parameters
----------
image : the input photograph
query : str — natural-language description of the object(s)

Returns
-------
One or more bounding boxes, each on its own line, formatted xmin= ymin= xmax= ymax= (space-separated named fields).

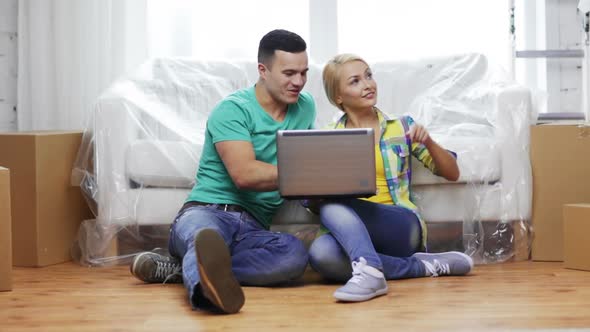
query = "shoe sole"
xmin=333 ymin=286 xmax=388 ymax=302
xmin=195 ymin=229 xmax=245 ymax=314
xmin=415 ymin=251 xmax=474 ymax=273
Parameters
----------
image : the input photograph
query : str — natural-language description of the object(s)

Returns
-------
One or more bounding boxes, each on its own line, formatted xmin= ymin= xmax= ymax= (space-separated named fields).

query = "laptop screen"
xmin=276 ymin=128 xmax=376 ymax=199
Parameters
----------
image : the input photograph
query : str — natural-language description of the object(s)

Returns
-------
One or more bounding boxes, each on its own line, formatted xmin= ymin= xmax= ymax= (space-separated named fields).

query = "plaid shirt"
xmin=332 ymin=108 xmax=455 ymax=250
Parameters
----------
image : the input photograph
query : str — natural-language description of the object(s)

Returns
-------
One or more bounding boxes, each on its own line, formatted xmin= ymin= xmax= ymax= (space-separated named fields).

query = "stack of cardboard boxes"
xmin=0 ymin=131 xmax=94 ymax=291
xmin=530 ymin=123 xmax=590 ymax=270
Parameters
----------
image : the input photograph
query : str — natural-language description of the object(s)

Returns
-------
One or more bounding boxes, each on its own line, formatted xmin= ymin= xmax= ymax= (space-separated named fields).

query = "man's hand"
xmin=300 ymin=199 xmax=324 ymax=214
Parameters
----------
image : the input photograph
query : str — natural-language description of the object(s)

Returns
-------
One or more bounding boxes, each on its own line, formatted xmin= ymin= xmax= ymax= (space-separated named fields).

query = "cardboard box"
xmin=0 ymin=131 xmax=94 ymax=267
xmin=563 ymin=204 xmax=590 ymax=271
xmin=530 ymin=124 xmax=590 ymax=261
xmin=0 ymin=167 xmax=12 ymax=291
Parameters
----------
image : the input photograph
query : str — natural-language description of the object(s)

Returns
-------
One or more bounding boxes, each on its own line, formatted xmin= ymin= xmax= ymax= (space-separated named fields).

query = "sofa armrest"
xmin=494 ymin=85 xmax=533 ymax=221
xmin=94 ymin=92 xmax=142 ymax=225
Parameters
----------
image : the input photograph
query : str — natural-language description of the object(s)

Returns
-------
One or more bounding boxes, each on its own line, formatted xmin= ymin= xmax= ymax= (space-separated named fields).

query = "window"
xmin=147 ymin=1 xmax=589 ymax=116
xmin=147 ymin=0 xmax=309 ymax=60
xmin=514 ymin=0 xmax=585 ymax=115
xmin=147 ymin=0 xmax=509 ymax=67
xmin=337 ymin=0 xmax=511 ymax=70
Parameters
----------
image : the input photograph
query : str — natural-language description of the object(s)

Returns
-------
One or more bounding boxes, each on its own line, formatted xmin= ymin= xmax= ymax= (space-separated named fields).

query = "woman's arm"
xmin=409 ymin=124 xmax=459 ymax=181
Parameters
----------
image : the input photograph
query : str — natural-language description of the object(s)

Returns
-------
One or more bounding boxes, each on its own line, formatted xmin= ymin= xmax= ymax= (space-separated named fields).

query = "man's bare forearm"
xmin=232 ymin=160 xmax=278 ymax=191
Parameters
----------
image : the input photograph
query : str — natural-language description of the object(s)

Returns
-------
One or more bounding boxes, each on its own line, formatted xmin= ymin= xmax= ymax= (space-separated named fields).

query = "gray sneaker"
xmin=333 ymin=257 xmax=388 ymax=302
xmin=195 ymin=229 xmax=245 ymax=314
xmin=130 ymin=252 xmax=183 ymax=284
xmin=413 ymin=251 xmax=474 ymax=277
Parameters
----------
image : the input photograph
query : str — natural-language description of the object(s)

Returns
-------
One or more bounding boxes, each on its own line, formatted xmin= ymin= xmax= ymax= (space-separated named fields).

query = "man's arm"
xmin=216 ymin=140 xmax=278 ymax=191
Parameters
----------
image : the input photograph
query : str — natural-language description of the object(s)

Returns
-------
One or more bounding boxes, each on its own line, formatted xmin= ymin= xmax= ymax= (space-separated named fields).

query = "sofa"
xmin=72 ymin=53 xmax=534 ymax=266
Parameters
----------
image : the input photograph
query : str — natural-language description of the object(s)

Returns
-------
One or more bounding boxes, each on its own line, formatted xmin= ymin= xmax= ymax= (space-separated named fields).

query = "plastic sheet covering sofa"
xmin=71 ymin=53 xmax=534 ymax=266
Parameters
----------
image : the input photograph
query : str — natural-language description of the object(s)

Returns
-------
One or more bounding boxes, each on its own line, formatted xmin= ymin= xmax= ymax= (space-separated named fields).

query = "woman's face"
xmin=336 ymin=60 xmax=377 ymax=111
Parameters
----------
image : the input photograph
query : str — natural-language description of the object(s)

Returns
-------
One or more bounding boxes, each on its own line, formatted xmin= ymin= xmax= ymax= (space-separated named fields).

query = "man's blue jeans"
xmin=308 ymin=199 xmax=426 ymax=282
xmin=168 ymin=205 xmax=308 ymax=309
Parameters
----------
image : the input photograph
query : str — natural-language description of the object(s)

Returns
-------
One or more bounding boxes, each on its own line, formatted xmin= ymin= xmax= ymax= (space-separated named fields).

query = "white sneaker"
xmin=413 ymin=251 xmax=474 ymax=277
xmin=333 ymin=257 xmax=388 ymax=302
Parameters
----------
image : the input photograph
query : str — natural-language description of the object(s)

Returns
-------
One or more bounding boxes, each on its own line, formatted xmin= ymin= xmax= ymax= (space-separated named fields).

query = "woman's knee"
xmin=320 ymin=203 xmax=360 ymax=229
xmin=308 ymin=236 xmax=351 ymax=282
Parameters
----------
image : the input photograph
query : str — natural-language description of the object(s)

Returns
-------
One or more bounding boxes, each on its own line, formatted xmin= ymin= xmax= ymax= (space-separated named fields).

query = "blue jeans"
xmin=168 ymin=205 xmax=308 ymax=309
xmin=308 ymin=199 xmax=426 ymax=282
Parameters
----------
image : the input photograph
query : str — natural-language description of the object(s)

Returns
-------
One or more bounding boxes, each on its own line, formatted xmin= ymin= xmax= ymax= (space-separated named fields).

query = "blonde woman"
xmin=307 ymin=54 xmax=473 ymax=302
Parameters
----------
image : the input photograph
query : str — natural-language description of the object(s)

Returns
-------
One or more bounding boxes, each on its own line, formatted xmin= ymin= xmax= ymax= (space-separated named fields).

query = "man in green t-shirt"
xmin=130 ymin=29 xmax=316 ymax=315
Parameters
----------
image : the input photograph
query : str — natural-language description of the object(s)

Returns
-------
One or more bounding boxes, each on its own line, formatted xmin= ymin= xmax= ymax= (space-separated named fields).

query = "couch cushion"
xmin=412 ymin=136 xmax=501 ymax=185
xmin=126 ymin=140 xmax=199 ymax=188
xmin=412 ymin=183 xmax=504 ymax=222
xmin=124 ymin=183 xmax=508 ymax=225
xmin=127 ymin=135 xmax=501 ymax=188
xmin=126 ymin=188 xmax=320 ymax=226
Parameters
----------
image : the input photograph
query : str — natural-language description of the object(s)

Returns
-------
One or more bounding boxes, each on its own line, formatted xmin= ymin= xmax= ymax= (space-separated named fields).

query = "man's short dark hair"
xmin=257 ymin=29 xmax=307 ymax=66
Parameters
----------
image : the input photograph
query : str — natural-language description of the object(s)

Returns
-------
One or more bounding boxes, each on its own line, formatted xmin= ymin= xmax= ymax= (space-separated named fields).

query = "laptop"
xmin=276 ymin=128 xmax=376 ymax=199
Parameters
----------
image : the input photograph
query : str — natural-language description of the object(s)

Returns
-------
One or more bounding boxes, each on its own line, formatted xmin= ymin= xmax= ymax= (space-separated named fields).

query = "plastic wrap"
xmin=72 ymin=53 xmax=533 ymax=266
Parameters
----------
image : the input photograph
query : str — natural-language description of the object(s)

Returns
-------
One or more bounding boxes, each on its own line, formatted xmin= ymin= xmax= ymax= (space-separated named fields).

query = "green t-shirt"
xmin=186 ymin=86 xmax=316 ymax=228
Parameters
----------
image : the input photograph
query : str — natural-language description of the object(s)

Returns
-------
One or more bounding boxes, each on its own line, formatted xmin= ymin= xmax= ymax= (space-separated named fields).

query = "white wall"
xmin=0 ymin=0 xmax=17 ymax=131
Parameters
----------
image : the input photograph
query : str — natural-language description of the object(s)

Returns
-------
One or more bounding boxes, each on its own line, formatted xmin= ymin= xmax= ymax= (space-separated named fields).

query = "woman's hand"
xmin=409 ymin=123 xmax=459 ymax=181
xmin=409 ymin=124 xmax=432 ymax=146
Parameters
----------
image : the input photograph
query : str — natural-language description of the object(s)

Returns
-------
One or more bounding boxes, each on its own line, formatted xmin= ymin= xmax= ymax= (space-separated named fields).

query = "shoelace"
xmin=163 ymin=270 xmax=182 ymax=284
xmin=423 ymin=259 xmax=450 ymax=277
xmin=153 ymin=260 xmax=182 ymax=283
xmin=348 ymin=257 xmax=368 ymax=285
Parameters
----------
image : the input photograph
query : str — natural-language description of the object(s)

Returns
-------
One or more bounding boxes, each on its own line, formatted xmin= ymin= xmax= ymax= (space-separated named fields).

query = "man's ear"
xmin=258 ymin=63 xmax=267 ymax=79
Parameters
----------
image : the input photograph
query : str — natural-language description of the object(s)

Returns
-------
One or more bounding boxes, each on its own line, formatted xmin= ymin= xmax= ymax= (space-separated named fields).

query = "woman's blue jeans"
xmin=168 ymin=205 xmax=309 ymax=309
xmin=308 ymin=198 xmax=426 ymax=282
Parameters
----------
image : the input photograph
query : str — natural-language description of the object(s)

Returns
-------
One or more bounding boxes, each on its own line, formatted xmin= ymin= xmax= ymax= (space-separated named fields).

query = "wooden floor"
xmin=1 ymin=261 xmax=590 ymax=331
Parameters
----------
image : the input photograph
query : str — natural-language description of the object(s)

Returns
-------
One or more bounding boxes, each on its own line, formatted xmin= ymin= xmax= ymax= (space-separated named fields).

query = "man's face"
xmin=260 ymin=50 xmax=309 ymax=105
